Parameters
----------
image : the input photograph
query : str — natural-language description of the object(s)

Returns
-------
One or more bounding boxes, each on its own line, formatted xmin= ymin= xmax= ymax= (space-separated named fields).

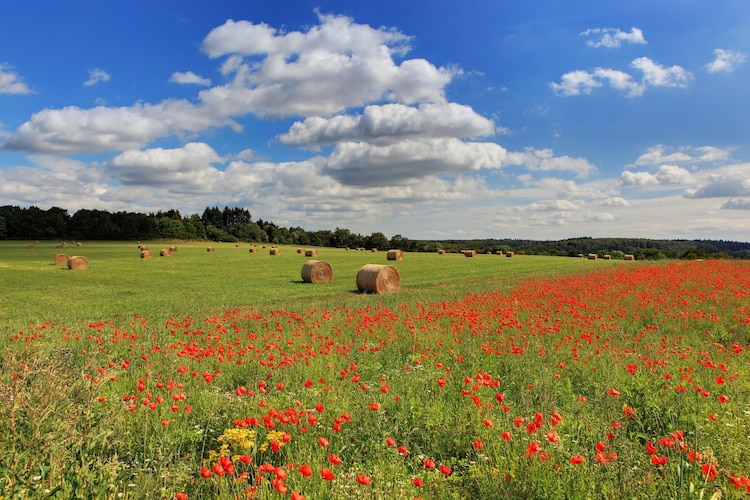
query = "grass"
xmin=0 ymin=240 xmax=607 ymax=328
xmin=1 ymin=241 xmax=749 ymax=499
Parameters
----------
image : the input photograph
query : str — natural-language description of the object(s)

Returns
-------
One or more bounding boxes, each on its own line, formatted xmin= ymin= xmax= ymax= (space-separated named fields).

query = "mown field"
xmin=1 ymin=241 xmax=749 ymax=499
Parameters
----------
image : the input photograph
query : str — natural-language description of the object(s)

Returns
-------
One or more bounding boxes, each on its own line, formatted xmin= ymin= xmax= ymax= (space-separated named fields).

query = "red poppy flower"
xmin=385 ymin=438 xmax=396 ymax=447
xmin=570 ymin=455 xmax=584 ymax=465
xmin=356 ymin=474 xmax=372 ymax=485
xmin=439 ymin=465 xmax=451 ymax=476
xmin=318 ymin=436 xmax=330 ymax=447
xmin=320 ymin=468 xmax=335 ymax=481
xmin=328 ymin=454 xmax=342 ymax=466
xmin=291 ymin=492 xmax=305 ymax=500
xmin=501 ymin=431 xmax=511 ymax=442
xmin=608 ymin=388 xmax=620 ymax=397
xmin=200 ymin=467 xmax=212 ymax=478
xmin=651 ymin=455 xmax=669 ymax=466
xmin=175 ymin=493 xmax=188 ymax=500
xmin=299 ymin=463 xmax=313 ymax=477
xmin=413 ymin=477 xmax=424 ymax=488
xmin=369 ymin=402 xmax=380 ymax=411
xmin=718 ymin=394 xmax=730 ymax=404
xmin=473 ymin=440 xmax=484 ymax=450
xmin=701 ymin=462 xmax=718 ymax=481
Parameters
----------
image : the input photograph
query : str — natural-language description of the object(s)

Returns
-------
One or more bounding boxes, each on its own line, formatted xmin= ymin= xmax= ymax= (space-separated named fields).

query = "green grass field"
xmin=2 ymin=241 xmax=749 ymax=499
xmin=1 ymin=240 xmax=611 ymax=328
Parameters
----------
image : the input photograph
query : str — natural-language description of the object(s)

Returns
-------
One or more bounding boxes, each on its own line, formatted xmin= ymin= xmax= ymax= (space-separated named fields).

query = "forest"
xmin=2 ymin=204 xmax=749 ymax=259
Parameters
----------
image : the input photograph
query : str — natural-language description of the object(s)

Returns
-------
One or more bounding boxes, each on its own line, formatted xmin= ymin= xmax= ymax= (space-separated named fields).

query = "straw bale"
xmin=624 ymin=254 xmax=635 ymax=261
xmin=54 ymin=253 xmax=69 ymax=265
xmin=27 ymin=244 xmax=35 ymax=250
xmin=297 ymin=248 xmax=304 ymax=254
xmin=140 ymin=250 xmax=153 ymax=259
xmin=207 ymin=247 xmax=215 ymax=252
xmin=588 ymin=253 xmax=598 ymax=260
xmin=604 ymin=255 xmax=612 ymax=260
xmin=301 ymin=260 xmax=333 ymax=284
xmin=160 ymin=249 xmax=171 ymax=257
xmin=169 ymin=245 xmax=177 ymax=253
xmin=437 ymin=249 xmax=445 ymax=254
xmin=270 ymin=247 xmax=280 ymax=255
xmin=386 ymin=249 xmax=404 ymax=261
xmin=463 ymin=250 xmax=477 ymax=258
xmin=305 ymin=249 xmax=318 ymax=257
xmin=356 ymin=264 xmax=400 ymax=294
xmin=506 ymin=251 xmax=514 ymax=258
xmin=67 ymin=256 xmax=88 ymax=270
xmin=249 ymin=247 xmax=257 ymax=253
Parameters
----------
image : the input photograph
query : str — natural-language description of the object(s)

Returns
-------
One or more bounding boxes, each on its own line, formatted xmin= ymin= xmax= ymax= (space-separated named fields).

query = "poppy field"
xmin=1 ymin=242 xmax=750 ymax=499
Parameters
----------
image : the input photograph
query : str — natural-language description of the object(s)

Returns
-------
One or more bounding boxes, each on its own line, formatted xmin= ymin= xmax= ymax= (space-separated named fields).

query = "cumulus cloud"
xmin=2 ymin=101 xmax=238 ymax=154
xmin=705 ymin=49 xmax=746 ymax=73
xmin=684 ymin=171 xmax=750 ymax=198
xmin=0 ymin=63 xmax=32 ymax=94
xmin=620 ymin=165 xmax=694 ymax=187
xmin=170 ymin=71 xmax=211 ymax=86
xmin=83 ymin=68 xmax=111 ymax=87
xmin=107 ymin=142 xmax=224 ymax=193
xmin=721 ymin=198 xmax=750 ymax=210
xmin=505 ymin=148 xmax=597 ymax=178
xmin=581 ymin=27 xmax=646 ymax=48
xmin=634 ymin=144 xmax=731 ymax=166
xmin=278 ymin=103 xmax=496 ymax=148
xmin=552 ymin=57 xmax=691 ymax=97
xmin=322 ymin=137 xmax=507 ymax=186
xmin=198 ymin=12 xmax=456 ymax=118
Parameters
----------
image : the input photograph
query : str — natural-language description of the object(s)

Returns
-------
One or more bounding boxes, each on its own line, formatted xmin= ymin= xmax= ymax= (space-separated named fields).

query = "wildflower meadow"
xmin=1 ymin=242 xmax=749 ymax=499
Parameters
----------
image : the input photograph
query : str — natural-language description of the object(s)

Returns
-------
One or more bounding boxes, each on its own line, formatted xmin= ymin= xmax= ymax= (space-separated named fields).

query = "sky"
xmin=1 ymin=1 xmax=749 ymax=241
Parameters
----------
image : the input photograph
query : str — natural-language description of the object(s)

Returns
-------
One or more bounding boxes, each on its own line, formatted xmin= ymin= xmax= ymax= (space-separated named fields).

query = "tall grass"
xmin=1 ymin=241 xmax=748 ymax=499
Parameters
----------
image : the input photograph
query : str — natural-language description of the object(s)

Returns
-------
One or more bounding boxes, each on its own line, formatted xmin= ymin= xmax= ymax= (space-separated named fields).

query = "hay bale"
xmin=356 ymin=264 xmax=400 ymax=294
xmin=160 ymin=249 xmax=171 ymax=257
xmin=386 ymin=249 xmax=404 ymax=261
xmin=207 ymin=247 xmax=215 ymax=252
xmin=27 ymin=244 xmax=35 ymax=250
xmin=305 ymin=249 xmax=318 ymax=257
xmin=371 ymin=248 xmax=378 ymax=252
xmin=463 ymin=250 xmax=477 ymax=258
xmin=301 ymin=260 xmax=333 ymax=284
xmin=67 ymin=256 xmax=88 ymax=270
xmin=54 ymin=253 xmax=69 ymax=265
xmin=249 ymin=247 xmax=257 ymax=253
xmin=506 ymin=251 xmax=514 ymax=258
xmin=270 ymin=247 xmax=280 ymax=255
xmin=624 ymin=254 xmax=635 ymax=261
xmin=604 ymin=254 xmax=612 ymax=260
xmin=297 ymin=248 xmax=304 ymax=254
xmin=169 ymin=245 xmax=177 ymax=253
xmin=437 ymin=249 xmax=445 ymax=255
xmin=588 ymin=253 xmax=598 ymax=260
xmin=76 ymin=242 xmax=82 ymax=247
xmin=140 ymin=250 xmax=153 ymax=259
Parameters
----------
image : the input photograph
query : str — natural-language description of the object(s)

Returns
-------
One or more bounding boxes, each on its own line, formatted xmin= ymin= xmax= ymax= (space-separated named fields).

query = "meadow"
xmin=1 ymin=241 xmax=749 ymax=499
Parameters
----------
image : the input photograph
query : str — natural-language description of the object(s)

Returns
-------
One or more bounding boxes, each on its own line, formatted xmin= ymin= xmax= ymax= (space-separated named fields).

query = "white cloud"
xmin=634 ymin=144 xmax=731 ymax=166
xmin=83 ymin=68 xmax=111 ymax=87
xmin=2 ymin=101 xmax=238 ymax=154
xmin=601 ymin=197 xmax=630 ymax=207
xmin=705 ymin=49 xmax=746 ymax=74
xmin=552 ymin=58 xmax=691 ymax=97
xmin=198 ymin=12 xmax=456 ymax=117
xmin=505 ymin=148 xmax=597 ymax=178
xmin=0 ymin=63 xmax=32 ymax=94
xmin=684 ymin=171 xmax=750 ymax=198
xmin=322 ymin=137 xmax=507 ymax=186
xmin=170 ymin=71 xmax=211 ymax=86
xmin=721 ymin=198 xmax=750 ymax=210
xmin=278 ymin=103 xmax=496 ymax=148
xmin=620 ymin=165 xmax=694 ymax=187
xmin=549 ymin=70 xmax=601 ymax=96
xmin=631 ymin=57 xmax=692 ymax=89
xmin=107 ymin=142 xmax=224 ymax=193
xmin=581 ymin=27 xmax=646 ymax=48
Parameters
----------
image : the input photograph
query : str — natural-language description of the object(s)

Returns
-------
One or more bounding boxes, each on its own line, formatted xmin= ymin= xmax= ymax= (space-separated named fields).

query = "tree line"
xmin=1 ymin=205 xmax=748 ymax=259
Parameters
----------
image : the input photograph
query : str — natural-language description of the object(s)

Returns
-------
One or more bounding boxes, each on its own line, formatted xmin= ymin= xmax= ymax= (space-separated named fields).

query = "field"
xmin=1 ymin=241 xmax=749 ymax=499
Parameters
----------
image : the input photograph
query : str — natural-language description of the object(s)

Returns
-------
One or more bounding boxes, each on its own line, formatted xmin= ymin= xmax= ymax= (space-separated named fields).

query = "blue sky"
xmin=1 ymin=1 xmax=749 ymax=241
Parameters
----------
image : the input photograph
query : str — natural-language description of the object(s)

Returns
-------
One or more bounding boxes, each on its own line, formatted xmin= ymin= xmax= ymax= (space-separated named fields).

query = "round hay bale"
xmin=169 ymin=245 xmax=177 ymax=253
xmin=54 ymin=253 xmax=70 ymax=265
xmin=371 ymin=248 xmax=378 ymax=252
xmin=463 ymin=250 xmax=477 ymax=258
xmin=249 ymin=247 xmax=257 ymax=253
xmin=301 ymin=260 xmax=333 ymax=284
xmin=67 ymin=256 xmax=88 ymax=270
xmin=76 ymin=242 xmax=82 ymax=247
xmin=356 ymin=264 xmax=400 ymax=294
xmin=437 ymin=249 xmax=445 ymax=255
xmin=270 ymin=247 xmax=280 ymax=255
xmin=27 ymin=244 xmax=36 ymax=250
xmin=297 ymin=248 xmax=304 ymax=254
xmin=207 ymin=247 xmax=215 ymax=252
xmin=305 ymin=249 xmax=318 ymax=257
xmin=160 ymin=249 xmax=171 ymax=257
xmin=506 ymin=251 xmax=514 ymax=258
xmin=387 ymin=249 xmax=404 ymax=261
xmin=140 ymin=250 xmax=153 ymax=259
